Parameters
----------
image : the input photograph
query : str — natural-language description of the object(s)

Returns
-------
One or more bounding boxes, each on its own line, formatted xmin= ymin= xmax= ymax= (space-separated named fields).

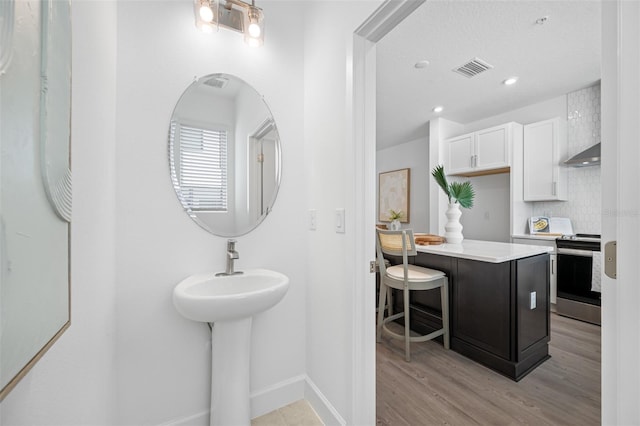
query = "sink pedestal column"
xmin=210 ymin=317 xmax=252 ymax=426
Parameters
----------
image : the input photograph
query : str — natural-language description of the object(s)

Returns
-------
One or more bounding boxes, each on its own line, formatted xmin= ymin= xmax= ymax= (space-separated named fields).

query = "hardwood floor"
xmin=377 ymin=313 xmax=600 ymax=425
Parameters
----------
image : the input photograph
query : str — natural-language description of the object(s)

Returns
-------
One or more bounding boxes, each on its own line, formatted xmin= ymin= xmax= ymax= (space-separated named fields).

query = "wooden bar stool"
xmin=375 ymin=228 xmax=450 ymax=362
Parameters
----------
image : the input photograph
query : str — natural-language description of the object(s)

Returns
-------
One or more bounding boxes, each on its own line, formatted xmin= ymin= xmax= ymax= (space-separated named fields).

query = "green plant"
xmin=431 ymin=164 xmax=475 ymax=209
xmin=388 ymin=209 xmax=404 ymax=221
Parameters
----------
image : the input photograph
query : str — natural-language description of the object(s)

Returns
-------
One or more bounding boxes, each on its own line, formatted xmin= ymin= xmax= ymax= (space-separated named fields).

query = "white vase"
xmin=444 ymin=202 xmax=464 ymax=244
xmin=389 ymin=219 xmax=401 ymax=231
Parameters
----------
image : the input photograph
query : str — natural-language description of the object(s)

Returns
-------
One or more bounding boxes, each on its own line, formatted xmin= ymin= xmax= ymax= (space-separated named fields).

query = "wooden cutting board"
xmin=414 ymin=234 xmax=445 ymax=245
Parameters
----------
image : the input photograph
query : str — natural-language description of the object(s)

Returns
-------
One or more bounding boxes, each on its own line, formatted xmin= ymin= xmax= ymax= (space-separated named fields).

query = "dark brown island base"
xmin=385 ymin=239 xmax=552 ymax=381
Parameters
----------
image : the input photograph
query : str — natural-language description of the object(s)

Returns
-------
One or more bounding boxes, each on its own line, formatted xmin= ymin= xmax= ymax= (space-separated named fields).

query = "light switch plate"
xmin=309 ymin=209 xmax=317 ymax=231
xmin=335 ymin=208 xmax=345 ymax=233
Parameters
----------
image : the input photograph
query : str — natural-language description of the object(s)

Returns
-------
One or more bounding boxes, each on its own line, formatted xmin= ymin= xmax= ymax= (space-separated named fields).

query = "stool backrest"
xmin=376 ymin=229 xmax=417 ymax=257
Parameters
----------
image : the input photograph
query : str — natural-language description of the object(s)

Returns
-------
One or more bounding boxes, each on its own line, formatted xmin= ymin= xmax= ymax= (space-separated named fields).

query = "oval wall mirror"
xmin=168 ymin=74 xmax=281 ymax=237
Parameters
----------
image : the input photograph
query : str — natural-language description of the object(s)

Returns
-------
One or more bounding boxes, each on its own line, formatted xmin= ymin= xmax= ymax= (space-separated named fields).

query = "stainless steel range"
xmin=555 ymin=234 xmax=601 ymax=325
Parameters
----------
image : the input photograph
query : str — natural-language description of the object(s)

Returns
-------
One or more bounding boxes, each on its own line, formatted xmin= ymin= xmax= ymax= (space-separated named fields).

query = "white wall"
xmin=428 ymin=118 xmax=464 ymax=234
xmin=114 ymin=1 xmax=306 ymax=424
xmin=2 ymin=1 xmax=385 ymax=424
xmin=457 ymin=174 xmax=511 ymax=242
xmin=303 ymin=1 xmax=382 ymax=423
xmin=376 ymin=137 xmax=429 ymax=232
xmin=1 ymin=1 xmax=118 ymax=424
xmin=464 ymin=95 xmax=566 ymax=133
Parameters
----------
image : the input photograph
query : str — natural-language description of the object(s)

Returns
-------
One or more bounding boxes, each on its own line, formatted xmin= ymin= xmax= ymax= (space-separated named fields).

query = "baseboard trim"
xmin=304 ymin=376 xmax=346 ymax=426
xmin=160 ymin=374 xmax=344 ymax=425
xmin=250 ymin=374 xmax=306 ymax=418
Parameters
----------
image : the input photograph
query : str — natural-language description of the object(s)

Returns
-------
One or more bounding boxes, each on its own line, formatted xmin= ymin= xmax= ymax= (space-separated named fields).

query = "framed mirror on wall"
xmin=0 ymin=0 xmax=72 ymax=400
xmin=168 ymin=73 xmax=282 ymax=237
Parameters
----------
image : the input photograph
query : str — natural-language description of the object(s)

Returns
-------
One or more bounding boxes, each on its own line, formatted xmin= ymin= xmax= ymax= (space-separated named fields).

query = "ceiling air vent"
xmin=453 ymin=57 xmax=494 ymax=78
xmin=204 ymin=76 xmax=229 ymax=89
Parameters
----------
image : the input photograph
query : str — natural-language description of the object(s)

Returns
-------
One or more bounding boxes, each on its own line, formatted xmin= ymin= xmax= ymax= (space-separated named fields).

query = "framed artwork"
xmin=378 ymin=168 xmax=410 ymax=223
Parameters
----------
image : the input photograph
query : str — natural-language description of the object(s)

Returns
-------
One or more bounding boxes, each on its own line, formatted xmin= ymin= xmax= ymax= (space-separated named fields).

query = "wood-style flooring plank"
xmin=377 ymin=313 xmax=601 ymax=425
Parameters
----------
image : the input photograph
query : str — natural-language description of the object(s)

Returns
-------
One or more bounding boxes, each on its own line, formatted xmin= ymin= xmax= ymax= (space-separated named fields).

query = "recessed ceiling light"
xmin=433 ymin=106 xmax=443 ymax=113
xmin=503 ymin=77 xmax=519 ymax=86
xmin=415 ymin=60 xmax=430 ymax=69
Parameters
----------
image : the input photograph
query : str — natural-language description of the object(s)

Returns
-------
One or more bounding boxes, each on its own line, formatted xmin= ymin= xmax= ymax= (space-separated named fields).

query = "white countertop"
xmin=416 ymin=239 xmax=553 ymax=263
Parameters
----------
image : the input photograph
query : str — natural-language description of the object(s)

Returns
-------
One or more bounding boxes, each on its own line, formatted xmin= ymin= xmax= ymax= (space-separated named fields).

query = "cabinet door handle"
xmin=470 ymin=155 xmax=474 ymax=167
xmin=551 ymin=258 xmax=555 ymax=274
xmin=552 ymin=182 xmax=557 ymax=196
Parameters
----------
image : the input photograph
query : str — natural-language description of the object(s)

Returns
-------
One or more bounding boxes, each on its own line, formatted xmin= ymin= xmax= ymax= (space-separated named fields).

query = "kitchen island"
xmin=387 ymin=239 xmax=552 ymax=381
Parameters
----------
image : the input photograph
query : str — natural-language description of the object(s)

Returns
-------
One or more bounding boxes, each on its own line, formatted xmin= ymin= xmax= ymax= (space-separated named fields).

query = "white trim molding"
xmin=601 ymin=1 xmax=640 ymax=424
xmin=305 ymin=375 xmax=347 ymax=426
xmin=350 ymin=1 xmax=425 ymax=424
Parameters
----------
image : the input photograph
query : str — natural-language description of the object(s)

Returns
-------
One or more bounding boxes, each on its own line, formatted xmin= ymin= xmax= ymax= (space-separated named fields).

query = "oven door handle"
xmin=557 ymin=247 xmax=594 ymax=257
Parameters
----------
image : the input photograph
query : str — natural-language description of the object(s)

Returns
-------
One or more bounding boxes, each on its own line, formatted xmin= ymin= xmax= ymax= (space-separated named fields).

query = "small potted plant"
xmin=431 ymin=165 xmax=475 ymax=243
xmin=388 ymin=209 xmax=404 ymax=230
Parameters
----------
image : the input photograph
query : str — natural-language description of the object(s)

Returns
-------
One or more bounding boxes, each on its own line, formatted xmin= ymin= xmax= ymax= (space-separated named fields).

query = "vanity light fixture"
xmin=433 ymin=106 xmax=444 ymax=113
xmin=503 ymin=77 xmax=519 ymax=86
xmin=194 ymin=0 xmax=265 ymax=47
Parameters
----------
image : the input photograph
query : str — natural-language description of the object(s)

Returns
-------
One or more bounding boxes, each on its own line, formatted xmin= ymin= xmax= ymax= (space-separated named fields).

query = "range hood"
xmin=564 ymin=143 xmax=601 ymax=167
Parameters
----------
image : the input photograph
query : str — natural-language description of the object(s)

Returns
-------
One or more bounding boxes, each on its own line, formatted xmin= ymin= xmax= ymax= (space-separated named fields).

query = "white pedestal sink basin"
xmin=173 ymin=269 xmax=289 ymax=426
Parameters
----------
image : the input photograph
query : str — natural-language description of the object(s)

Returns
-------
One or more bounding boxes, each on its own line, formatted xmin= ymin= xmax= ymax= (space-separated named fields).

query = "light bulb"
xmin=199 ymin=3 xmax=214 ymax=23
xmin=248 ymin=22 xmax=261 ymax=38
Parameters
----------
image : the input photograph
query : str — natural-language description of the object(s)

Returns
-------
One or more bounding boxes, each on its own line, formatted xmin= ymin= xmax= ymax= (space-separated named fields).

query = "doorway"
xmin=249 ymin=119 xmax=278 ymax=220
xmin=352 ymin=0 xmax=640 ymax=423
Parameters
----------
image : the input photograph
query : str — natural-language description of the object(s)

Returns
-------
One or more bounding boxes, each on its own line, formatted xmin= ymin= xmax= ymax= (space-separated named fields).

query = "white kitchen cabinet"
xmin=512 ymin=236 xmax=558 ymax=305
xmin=523 ymin=118 xmax=567 ymax=201
xmin=445 ymin=122 xmax=520 ymax=176
xmin=446 ymin=133 xmax=475 ymax=174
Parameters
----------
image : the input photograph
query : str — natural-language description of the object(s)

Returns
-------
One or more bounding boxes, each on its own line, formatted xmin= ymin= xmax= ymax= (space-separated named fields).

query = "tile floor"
xmin=251 ymin=400 xmax=323 ymax=426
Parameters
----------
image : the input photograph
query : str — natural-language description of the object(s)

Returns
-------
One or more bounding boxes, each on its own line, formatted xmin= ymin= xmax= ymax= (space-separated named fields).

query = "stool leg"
xmin=387 ymin=287 xmax=393 ymax=316
xmin=404 ymin=287 xmax=411 ymax=362
xmin=377 ymin=280 xmax=387 ymax=342
xmin=441 ymin=278 xmax=450 ymax=350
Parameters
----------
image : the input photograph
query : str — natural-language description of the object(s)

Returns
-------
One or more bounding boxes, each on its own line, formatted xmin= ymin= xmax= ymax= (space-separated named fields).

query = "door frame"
xmin=351 ymin=0 xmax=640 ymax=424
xmin=601 ymin=1 xmax=640 ymax=423
xmin=350 ymin=1 xmax=425 ymax=423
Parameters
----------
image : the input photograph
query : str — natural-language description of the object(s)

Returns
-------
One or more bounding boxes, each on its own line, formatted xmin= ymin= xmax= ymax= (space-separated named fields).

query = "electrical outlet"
xmin=530 ymin=291 xmax=537 ymax=309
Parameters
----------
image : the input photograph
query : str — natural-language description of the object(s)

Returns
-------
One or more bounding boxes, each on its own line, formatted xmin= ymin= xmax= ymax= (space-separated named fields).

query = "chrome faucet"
xmin=216 ymin=239 xmax=243 ymax=276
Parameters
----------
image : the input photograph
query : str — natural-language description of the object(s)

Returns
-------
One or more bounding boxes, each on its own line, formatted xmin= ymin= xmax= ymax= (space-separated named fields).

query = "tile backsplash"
xmin=532 ymin=83 xmax=601 ymax=234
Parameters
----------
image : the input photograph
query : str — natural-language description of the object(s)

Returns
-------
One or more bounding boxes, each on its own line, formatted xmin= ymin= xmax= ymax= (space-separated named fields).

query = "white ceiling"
xmin=376 ymin=0 xmax=601 ymax=149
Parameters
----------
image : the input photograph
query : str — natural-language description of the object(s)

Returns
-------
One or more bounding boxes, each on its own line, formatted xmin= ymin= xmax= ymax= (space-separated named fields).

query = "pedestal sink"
xmin=173 ymin=269 xmax=289 ymax=426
